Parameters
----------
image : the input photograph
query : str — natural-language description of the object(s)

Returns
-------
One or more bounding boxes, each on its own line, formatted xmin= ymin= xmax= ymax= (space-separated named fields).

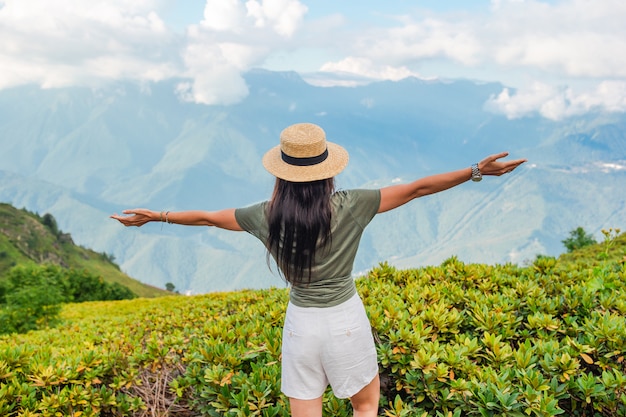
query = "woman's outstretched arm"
xmin=378 ymin=152 xmax=527 ymax=213
xmin=110 ymin=208 xmax=243 ymax=231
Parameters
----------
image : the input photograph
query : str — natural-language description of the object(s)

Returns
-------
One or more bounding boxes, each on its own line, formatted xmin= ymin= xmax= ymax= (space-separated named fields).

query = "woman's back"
xmin=235 ymin=188 xmax=381 ymax=307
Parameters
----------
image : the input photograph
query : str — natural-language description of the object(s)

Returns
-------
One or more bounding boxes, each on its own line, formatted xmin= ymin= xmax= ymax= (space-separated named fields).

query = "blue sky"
xmin=0 ymin=0 xmax=623 ymax=120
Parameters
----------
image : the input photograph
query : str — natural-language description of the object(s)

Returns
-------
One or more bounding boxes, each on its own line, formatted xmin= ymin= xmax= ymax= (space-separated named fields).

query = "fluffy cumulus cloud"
xmin=198 ymin=0 xmax=306 ymax=36
xmin=0 ymin=0 xmax=180 ymax=89
xmin=320 ymin=57 xmax=421 ymax=83
xmin=318 ymin=0 xmax=626 ymax=119
xmin=0 ymin=0 xmax=625 ymax=116
xmin=178 ymin=0 xmax=307 ymax=104
xmin=479 ymin=0 xmax=626 ymax=118
xmin=485 ymin=81 xmax=626 ymax=120
xmin=357 ymin=18 xmax=481 ymax=67
xmin=488 ymin=0 xmax=626 ymax=78
xmin=246 ymin=0 xmax=307 ymax=37
xmin=314 ymin=12 xmax=483 ymax=82
xmin=0 ymin=0 xmax=307 ymax=104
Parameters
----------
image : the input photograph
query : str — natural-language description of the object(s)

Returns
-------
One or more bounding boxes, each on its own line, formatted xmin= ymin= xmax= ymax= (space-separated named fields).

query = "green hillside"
xmin=0 ymin=203 xmax=168 ymax=298
xmin=0 ymin=230 xmax=624 ymax=416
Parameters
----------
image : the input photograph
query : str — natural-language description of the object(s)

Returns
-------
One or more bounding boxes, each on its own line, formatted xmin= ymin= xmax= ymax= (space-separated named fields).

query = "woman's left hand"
xmin=478 ymin=152 xmax=527 ymax=176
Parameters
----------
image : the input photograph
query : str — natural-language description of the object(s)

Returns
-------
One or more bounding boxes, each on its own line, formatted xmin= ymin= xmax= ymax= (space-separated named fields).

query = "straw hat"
xmin=262 ymin=123 xmax=349 ymax=182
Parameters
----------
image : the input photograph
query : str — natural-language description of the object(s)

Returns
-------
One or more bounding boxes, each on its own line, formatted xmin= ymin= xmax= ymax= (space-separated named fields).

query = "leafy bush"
xmin=365 ymin=257 xmax=625 ymax=417
xmin=0 ymin=272 xmax=64 ymax=333
xmin=0 ymin=264 xmax=135 ymax=334
xmin=0 ymin=234 xmax=624 ymax=416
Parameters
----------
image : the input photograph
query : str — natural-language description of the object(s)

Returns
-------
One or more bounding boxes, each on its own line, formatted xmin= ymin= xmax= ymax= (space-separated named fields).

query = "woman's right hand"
xmin=110 ymin=209 xmax=157 ymax=227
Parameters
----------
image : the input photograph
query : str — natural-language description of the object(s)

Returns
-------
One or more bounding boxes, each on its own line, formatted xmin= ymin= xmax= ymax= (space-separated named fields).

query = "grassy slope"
xmin=0 ymin=203 xmax=168 ymax=298
xmin=558 ymin=227 xmax=626 ymax=265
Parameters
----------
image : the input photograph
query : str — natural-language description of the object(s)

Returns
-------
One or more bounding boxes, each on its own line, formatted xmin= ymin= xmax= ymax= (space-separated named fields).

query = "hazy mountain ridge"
xmin=0 ymin=70 xmax=624 ymax=293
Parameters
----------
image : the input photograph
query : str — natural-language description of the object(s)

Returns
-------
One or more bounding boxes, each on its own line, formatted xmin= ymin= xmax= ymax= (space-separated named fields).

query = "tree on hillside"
xmin=41 ymin=213 xmax=60 ymax=236
xmin=562 ymin=227 xmax=597 ymax=252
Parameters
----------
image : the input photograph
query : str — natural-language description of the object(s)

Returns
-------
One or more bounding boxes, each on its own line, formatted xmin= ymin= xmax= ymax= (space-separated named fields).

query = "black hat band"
xmin=281 ymin=148 xmax=329 ymax=166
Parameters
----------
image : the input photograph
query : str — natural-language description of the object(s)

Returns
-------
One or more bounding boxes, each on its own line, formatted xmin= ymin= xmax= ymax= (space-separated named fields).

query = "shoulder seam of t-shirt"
xmin=234 ymin=203 xmax=266 ymax=235
xmin=346 ymin=189 xmax=379 ymax=229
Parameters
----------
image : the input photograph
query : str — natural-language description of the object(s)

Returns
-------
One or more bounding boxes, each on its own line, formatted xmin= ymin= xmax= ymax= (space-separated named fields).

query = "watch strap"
xmin=471 ymin=163 xmax=482 ymax=182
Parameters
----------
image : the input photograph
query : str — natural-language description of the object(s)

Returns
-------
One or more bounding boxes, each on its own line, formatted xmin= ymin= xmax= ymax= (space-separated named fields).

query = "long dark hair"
xmin=266 ymin=177 xmax=335 ymax=285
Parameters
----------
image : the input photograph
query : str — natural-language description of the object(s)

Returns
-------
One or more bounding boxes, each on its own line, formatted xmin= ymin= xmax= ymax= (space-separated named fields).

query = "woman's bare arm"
xmin=378 ymin=152 xmax=527 ymax=213
xmin=110 ymin=208 xmax=243 ymax=231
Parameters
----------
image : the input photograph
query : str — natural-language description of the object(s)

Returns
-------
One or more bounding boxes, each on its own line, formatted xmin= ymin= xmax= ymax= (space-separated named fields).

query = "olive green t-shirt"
xmin=234 ymin=189 xmax=381 ymax=308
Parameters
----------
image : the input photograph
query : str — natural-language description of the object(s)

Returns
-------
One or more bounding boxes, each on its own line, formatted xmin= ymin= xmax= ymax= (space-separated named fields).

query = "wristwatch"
xmin=470 ymin=163 xmax=482 ymax=182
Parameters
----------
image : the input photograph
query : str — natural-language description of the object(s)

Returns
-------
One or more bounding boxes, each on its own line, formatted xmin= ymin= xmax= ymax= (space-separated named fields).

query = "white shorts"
xmin=280 ymin=293 xmax=378 ymax=400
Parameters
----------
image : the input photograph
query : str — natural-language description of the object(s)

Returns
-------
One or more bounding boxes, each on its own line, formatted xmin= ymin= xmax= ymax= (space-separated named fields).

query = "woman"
xmin=111 ymin=122 xmax=526 ymax=417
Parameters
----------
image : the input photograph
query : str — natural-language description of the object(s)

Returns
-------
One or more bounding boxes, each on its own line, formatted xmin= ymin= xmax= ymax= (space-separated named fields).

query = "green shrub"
xmin=0 ymin=264 xmax=64 ymax=333
xmin=0 ymin=234 xmax=624 ymax=416
xmin=0 ymin=264 xmax=135 ymax=334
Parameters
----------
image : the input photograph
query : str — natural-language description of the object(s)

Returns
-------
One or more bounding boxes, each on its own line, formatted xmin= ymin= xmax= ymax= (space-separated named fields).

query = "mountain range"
xmin=0 ymin=69 xmax=624 ymax=293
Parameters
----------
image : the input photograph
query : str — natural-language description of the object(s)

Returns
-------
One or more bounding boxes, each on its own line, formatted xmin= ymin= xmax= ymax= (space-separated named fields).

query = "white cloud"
xmin=368 ymin=18 xmax=481 ymax=66
xmin=316 ymin=14 xmax=483 ymax=79
xmin=487 ymin=0 xmax=626 ymax=79
xmin=0 ymin=0 xmax=308 ymax=104
xmin=201 ymin=0 xmax=246 ymax=32
xmin=479 ymin=0 xmax=626 ymax=117
xmin=485 ymin=81 xmax=626 ymax=120
xmin=314 ymin=0 xmax=626 ymax=118
xmin=0 ymin=0 xmax=178 ymax=89
xmin=246 ymin=0 xmax=308 ymax=37
xmin=176 ymin=42 xmax=250 ymax=105
xmin=0 ymin=0 xmax=624 ymax=116
xmin=320 ymin=57 xmax=421 ymax=82
xmin=178 ymin=0 xmax=308 ymax=104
